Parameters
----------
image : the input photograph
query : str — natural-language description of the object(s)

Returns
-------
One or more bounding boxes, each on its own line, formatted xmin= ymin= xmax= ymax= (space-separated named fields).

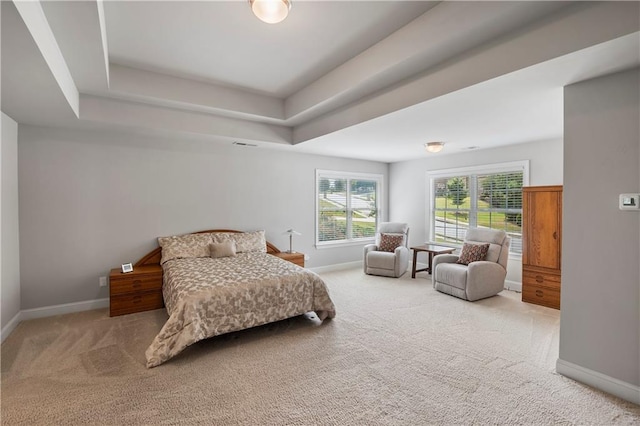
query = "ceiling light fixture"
xmin=250 ymin=0 xmax=292 ymax=24
xmin=424 ymin=142 xmax=445 ymax=153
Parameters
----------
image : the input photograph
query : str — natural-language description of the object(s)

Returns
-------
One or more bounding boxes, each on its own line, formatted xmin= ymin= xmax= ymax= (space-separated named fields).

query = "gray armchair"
xmin=432 ymin=228 xmax=510 ymax=301
xmin=364 ymin=222 xmax=410 ymax=278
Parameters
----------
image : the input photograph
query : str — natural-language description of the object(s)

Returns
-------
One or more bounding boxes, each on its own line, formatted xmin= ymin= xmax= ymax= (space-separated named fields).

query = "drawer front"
xmin=273 ymin=253 xmax=305 ymax=268
xmin=110 ymin=274 xmax=162 ymax=295
xmin=523 ymin=269 xmax=560 ymax=289
xmin=289 ymin=258 xmax=304 ymax=267
xmin=110 ymin=290 xmax=164 ymax=316
xmin=522 ymin=284 xmax=560 ymax=310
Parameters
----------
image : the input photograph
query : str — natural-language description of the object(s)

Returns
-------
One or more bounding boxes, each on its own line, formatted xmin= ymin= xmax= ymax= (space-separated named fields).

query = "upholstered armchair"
xmin=364 ymin=222 xmax=410 ymax=278
xmin=432 ymin=228 xmax=510 ymax=301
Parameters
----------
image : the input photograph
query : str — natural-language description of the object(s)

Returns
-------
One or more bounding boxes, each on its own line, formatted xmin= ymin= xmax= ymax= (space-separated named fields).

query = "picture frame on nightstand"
xmin=121 ymin=263 xmax=133 ymax=273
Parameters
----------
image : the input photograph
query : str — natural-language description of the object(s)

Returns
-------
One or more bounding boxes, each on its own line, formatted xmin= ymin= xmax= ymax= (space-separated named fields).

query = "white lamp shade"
xmin=251 ymin=0 xmax=291 ymax=24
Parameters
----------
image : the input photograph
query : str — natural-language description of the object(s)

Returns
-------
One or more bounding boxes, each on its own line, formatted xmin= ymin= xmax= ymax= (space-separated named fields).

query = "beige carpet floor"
xmin=1 ymin=268 xmax=639 ymax=425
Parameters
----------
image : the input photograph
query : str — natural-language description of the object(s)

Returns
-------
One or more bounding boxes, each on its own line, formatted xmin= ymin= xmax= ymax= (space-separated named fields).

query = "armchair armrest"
xmin=363 ymin=244 xmax=378 ymax=273
xmin=394 ymin=246 xmax=410 ymax=276
xmin=466 ymin=261 xmax=507 ymax=301
xmin=364 ymin=244 xmax=378 ymax=254
xmin=467 ymin=260 xmax=506 ymax=276
xmin=432 ymin=253 xmax=459 ymax=268
xmin=394 ymin=245 xmax=409 ymax=256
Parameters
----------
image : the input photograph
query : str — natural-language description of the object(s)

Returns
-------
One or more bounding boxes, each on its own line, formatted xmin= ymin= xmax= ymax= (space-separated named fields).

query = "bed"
xmin=140 ymin=229 xmax=336 ymax=368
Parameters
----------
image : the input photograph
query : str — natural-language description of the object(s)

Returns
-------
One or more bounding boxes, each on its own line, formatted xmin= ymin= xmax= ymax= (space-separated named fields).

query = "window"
xmin=428 ymin=161 xmax=529 ymax=255
xmin=316 ymin=170 xmax=382 ymax=246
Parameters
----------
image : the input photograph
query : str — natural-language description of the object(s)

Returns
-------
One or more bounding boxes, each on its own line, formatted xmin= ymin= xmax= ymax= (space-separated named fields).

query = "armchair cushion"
xmin=435 ymin=263 xmax=468 ymax=290
xmin=456 ymin=243 xmax=490 ymax=265
xmin=379 ymin=233 xmax=404 ymax=252
xmin=366 ymin=250 xmax=398 ymax=270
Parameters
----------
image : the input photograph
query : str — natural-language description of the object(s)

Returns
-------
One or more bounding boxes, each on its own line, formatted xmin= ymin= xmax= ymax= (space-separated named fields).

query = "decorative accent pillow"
xmin=456 ymin=243 xmax=490 ymax=265
xmin=209 ymin=241 xmax=236 ymax=258
xmin=158 ymin=233 xmax=213 ymax=265
xmin=378 ymin=233 xmax=404 ymax=253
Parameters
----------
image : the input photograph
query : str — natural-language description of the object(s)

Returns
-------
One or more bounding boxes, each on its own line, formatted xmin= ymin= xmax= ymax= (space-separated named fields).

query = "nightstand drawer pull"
xmin=535 ymin=290 xmax=544 ymax=297
xmin=132 ymin=280 xmax=143 ymax=288
xmin=535 ymin=275 xmax=544 ymax=283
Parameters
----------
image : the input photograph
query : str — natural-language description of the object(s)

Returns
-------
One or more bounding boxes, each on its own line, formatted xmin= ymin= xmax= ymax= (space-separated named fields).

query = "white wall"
xmin=17 ymin=125 xmax=388 ymax=310
xmin=1 ymin=112 xmax=21 ymax=330
xmin=389 ymin=138 xmax=563 ymax=285
xmin=559 ymin=68 xmax=639 ymax=402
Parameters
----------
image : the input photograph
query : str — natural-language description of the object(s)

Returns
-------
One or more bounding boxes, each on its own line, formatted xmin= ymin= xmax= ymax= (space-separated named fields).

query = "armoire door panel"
xmin=527 ymin=191 xmax=560 ymax=270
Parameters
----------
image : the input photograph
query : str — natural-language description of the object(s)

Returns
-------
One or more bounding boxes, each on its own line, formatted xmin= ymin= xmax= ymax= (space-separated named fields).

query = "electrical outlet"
xmin=304 ymin=254 xmax=310 ymax=261
xmin=99 ymin=276 xmax=107 ymax=287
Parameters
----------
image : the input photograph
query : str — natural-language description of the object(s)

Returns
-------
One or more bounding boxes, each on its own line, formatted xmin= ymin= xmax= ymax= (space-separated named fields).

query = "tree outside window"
xmin=431 ymin=164 xmax=526 ymax=254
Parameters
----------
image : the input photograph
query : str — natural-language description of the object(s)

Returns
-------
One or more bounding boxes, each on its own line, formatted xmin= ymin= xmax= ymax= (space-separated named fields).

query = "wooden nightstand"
xmin=273 ymin=252 xmax=305 ymax=267
xmin=109 ymin=265 xmax=164 ymax=317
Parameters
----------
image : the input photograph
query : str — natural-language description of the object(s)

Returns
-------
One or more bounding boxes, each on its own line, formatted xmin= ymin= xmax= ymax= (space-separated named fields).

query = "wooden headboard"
xmin=134 ymin=229 xmax=282 ymax=267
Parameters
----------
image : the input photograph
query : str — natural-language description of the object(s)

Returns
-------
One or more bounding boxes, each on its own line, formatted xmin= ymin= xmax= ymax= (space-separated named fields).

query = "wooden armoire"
xmin=522 ymin=185 xmax=562 ymax=309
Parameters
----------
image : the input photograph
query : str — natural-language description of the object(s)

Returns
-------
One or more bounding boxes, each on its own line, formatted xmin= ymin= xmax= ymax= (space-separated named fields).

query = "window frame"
xmin=426 ymin=161 xmax=529 ymax=257
xmin=315 ymin=169 xmax=384 ymax=248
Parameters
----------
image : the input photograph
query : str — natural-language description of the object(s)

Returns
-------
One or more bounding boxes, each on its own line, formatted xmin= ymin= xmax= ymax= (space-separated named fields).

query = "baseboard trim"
xmin=1 ymin=298 xmax=110 ymax=344
xmin=21 ymin=298 xmax=110 ymax=321
xmin=309 ymin=261 xmax=362 ymax=274
xmin=1 ymin=311 xmax=22 ymax=343
xmin=504 ymin=280 xmax=522 ymax=292
xmin=556 ymin=358 xmax=640 ymax=405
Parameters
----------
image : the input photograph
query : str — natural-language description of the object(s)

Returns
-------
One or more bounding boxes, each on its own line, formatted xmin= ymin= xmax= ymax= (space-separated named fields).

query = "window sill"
xmin=425 ymin=241 xmax=522 ymax=261
xmin=508 ymin=253 xmax=522 ymax=262
xmin=315 ymin=239 xmax=375 ymax=249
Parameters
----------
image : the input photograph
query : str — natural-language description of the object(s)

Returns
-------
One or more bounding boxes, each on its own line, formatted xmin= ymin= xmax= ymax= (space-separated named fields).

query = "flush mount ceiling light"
xmin=424 ymin=142 xmax=445 ymax=153
xmin=250 ymin=0 xmax=292 ymax=24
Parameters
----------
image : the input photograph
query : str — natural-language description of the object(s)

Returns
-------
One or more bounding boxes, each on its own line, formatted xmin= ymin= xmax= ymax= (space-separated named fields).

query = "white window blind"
xmin=429 ymin=162 xmax=528 ymax=254
xmin=316 ymin=170 xmax=382 ymax=246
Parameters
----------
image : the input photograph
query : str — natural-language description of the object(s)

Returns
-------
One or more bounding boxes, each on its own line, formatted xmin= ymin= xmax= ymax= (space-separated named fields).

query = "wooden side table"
xmin=109 ymin=265 xmax=164 ymax=316
xmin=273 ymin=252 xmax=305 ymax=267
xmin=410 ymin=244 xmax=456 ymax=278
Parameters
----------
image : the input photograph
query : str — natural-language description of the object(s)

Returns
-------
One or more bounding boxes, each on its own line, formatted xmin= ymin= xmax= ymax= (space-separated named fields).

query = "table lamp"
xmin=285 ymin=229 xmax=301 ymax=253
